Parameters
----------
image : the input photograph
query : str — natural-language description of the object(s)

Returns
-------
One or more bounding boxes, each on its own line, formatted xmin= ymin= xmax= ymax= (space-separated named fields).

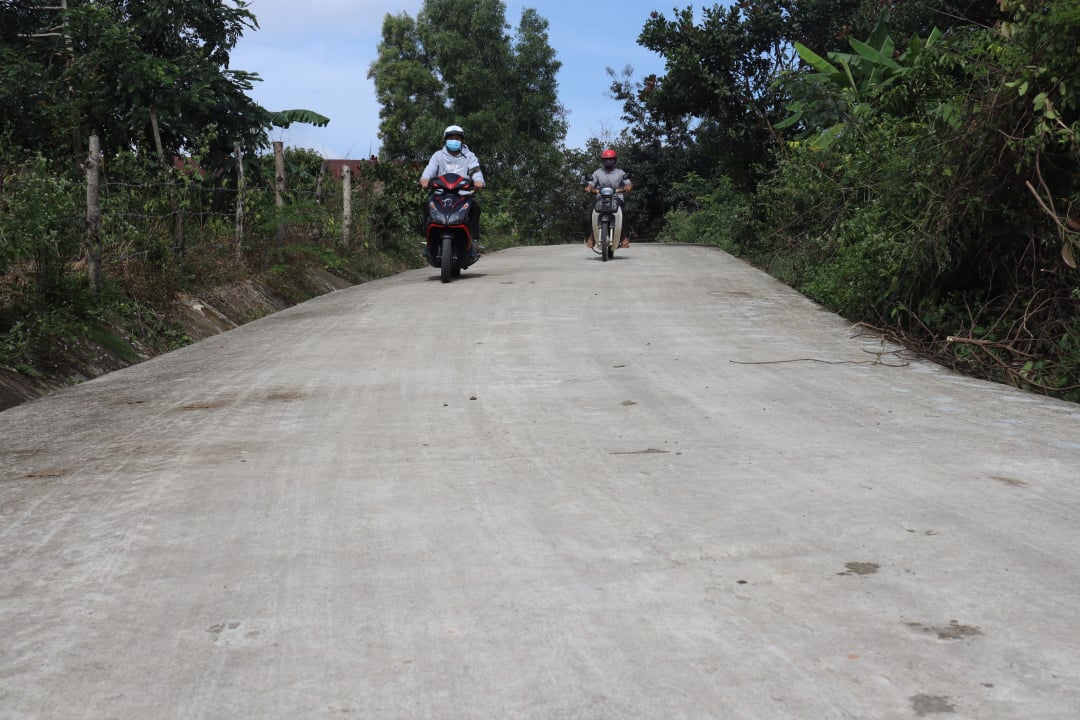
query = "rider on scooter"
xmin=421 ymin=125 xmax=486 ymax=258
xmin=585 ymin=148 xmax=632 ymax=248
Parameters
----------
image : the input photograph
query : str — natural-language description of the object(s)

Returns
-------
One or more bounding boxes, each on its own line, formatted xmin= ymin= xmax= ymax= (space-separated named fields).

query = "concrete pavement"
xmin=2 ymin=244 xmax=1079 ymax=719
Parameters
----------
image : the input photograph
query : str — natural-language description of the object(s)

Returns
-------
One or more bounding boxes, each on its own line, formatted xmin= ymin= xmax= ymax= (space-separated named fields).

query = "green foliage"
xmin=366 ymin=12 xmax=446 ymax=162
xmin=0 ymin=152 xmax=82 ymax=299
xmin=656 ymin=174 xmax=751 ymax=252
xmin=884 ymin=1 xmax=1002 ymax=40
xmin=799 ymin=205 xmax=910 ymax=319
xmin=84 ymin=322 xmax=141 ymax=364
xmin=1 ymin=0 xmax=272 ymax=166
xmin=253 ymin=147 xmax=326 ymax=202
xmin=630 ymin=0 xmax=1005 ymax=204
xmin=780 ymin=14 xmax=943 ymax=146
xmin=999 ymin=0 xmax=1080 ymax=265
xmin=268 ymin=109 xmax=331 ymax=129
xmin=748 ymin=100 xmax=1007 ymax=323
xmin=0 ymin=268 xmax=192 ymax=376
xmin=637 ymin=2 xmax=795 ymax=190
xmin=668 ymin=0 xmax=1080 ymax=399
xmin=604 ymin=66 xmax=713 ymax=240
xmin=352 ymin=160 xmax=426 ymax=249
xmin=0 ymin=139 xmax=436 ymax=384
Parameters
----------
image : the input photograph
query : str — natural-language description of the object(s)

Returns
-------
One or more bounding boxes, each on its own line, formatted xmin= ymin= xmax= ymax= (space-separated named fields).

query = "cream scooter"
xmin=589 ymin=186 xmax=627 ymax=262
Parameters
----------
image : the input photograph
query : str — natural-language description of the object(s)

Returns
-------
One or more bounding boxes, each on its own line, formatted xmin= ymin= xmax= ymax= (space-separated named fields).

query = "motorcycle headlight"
xmin=428 ymin=203 xmax=448 ymax=224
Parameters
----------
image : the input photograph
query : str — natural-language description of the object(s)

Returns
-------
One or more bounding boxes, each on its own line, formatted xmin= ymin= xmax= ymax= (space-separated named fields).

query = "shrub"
xmin=657 ymin=173 xmax=752 ymax=252
xmin=0 ymin=153 xmax=82 ymax=301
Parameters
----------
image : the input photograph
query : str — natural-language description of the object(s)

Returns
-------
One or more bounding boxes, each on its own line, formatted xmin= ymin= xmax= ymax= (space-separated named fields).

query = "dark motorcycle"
xmin=423 ymin=173 xmax=479 ymax=283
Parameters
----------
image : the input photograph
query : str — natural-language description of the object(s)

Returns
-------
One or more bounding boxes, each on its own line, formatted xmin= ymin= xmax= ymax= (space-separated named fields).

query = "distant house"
xmin=316 ymin=157 xmax=426 ymax=198
xmin=172 ymin=156 xmax=214 ymax=179
xmin=320 ymin=157 xmax=378 ymax=181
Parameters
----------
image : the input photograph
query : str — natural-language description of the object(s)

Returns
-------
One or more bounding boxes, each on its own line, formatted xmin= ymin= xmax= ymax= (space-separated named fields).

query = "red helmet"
xmin=601 ymin=148 xmax=617 ymax=170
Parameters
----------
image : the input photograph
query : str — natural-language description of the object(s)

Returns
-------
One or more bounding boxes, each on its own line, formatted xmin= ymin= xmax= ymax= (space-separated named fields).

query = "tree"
xmin=1 ymin=0 xmax=272 ymax=166
xmin=606 ymin=66 xmax=703 ymax=239
xmin=1 ymin=2 xmax=81 ymax=153
xmin=630 ymin=1 xmax=996 ymax=191
xmin=367 ymin=12 xmax=446 ymax=162
xmin=636 ymin=2 xmax=804 ymax=190
xmin=78 ymin=0 xmax=270 ymax=166
xmin=368 ymin=0 xmax=567 ymax=235
xmin=488 ymin=8 xmax=568 ymax=232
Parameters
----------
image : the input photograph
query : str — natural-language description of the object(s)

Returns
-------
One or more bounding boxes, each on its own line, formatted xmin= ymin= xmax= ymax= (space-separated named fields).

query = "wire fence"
xmin=2 ymin=137 xmax=432 ymax=305
xmin=97 ymin=143 xmax=367 ymax=281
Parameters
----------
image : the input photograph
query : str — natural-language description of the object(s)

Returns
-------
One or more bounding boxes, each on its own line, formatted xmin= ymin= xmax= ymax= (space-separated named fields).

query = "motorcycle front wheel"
xmin=600 ymin=220 xmax=610 ymax=262
xmin=441 ymin=236 xmax=453 ymax=282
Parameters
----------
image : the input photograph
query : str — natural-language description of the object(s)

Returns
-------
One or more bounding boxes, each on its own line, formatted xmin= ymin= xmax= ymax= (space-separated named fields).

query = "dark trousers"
xmin=470 ymin=199 xmax=481 ymax=242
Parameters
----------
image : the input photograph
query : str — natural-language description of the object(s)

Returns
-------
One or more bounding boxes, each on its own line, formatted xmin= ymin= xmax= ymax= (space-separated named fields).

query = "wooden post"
xmin=342 ymin=163 xmax=352 ymax=248
xmin=85 ymin=134 xmax=102 ymax=294
xmin=273 ymin=140 xmax=286 ymax=209
xmin=273 ymin=140 xmax=286 ymax=243
xmin=234 ymin=142 xmax=245 ymax=262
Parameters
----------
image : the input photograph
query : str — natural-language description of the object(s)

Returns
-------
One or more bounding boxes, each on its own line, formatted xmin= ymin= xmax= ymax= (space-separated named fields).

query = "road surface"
xmin=2 ymin=244 xmax=1079 ymax=719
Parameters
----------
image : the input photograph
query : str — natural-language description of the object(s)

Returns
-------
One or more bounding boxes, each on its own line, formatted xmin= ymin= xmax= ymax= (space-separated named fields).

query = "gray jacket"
xmin=587 ymin=167 xmax=630 ymax=192
xmin=421 ymin=145 xmax=485 ymax=185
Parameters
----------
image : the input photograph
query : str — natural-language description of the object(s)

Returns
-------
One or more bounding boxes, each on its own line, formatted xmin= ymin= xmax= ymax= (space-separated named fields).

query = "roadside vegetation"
xmin=2 ymin=0 xmax=1078 ymax=405
xmin=638 ymin=0 xmax=1080 ymax=401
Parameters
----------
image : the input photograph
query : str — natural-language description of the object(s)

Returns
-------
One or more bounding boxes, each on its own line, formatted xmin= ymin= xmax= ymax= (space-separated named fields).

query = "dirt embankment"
xmin=0 ymin=268 xmax=351 ymax=412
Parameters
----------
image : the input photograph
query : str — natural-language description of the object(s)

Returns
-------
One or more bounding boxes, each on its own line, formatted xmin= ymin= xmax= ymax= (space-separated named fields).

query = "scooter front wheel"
xmin=441 ymin=236 xmax=453 ymax=282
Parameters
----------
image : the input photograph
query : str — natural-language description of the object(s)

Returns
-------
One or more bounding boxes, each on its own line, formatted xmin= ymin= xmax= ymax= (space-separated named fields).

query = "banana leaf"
xmin=269 ymin=109 xmax=331 ymax=129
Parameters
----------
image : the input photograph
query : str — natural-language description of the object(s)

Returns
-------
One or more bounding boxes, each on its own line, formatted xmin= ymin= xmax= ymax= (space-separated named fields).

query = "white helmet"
xmin=443 ymin=124 xmax=464 ymax=139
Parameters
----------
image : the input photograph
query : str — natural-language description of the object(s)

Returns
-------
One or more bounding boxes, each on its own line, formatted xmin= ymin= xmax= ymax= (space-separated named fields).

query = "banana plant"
xmin=776 ymin=13 xmax=941 ymax=146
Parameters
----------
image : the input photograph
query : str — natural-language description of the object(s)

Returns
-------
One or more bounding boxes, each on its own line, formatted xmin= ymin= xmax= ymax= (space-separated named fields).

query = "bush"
xmin=800 ymin=205 xmax=909 ymax=319
xmin=656 ymin=173 xmax=752 ymax=252
xmin=0 ymin=153 xmax=82 ymax=300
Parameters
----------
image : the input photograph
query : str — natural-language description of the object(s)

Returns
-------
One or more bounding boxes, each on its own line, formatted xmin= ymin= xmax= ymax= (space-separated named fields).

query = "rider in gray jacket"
xmin=585 ymin=148 xmax=632 ymax=248
xmin=421 ymin=125 xmax=485 ymax=255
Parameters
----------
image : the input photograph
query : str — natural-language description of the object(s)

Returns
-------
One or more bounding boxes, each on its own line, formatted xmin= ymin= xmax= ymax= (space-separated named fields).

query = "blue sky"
xmin=229 ymin=0 xmax=680 ymax=159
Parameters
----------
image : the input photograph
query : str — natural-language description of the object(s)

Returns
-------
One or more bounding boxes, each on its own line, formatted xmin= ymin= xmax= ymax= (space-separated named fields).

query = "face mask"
xmin=446 ymin=139 xmax=462 ymax=152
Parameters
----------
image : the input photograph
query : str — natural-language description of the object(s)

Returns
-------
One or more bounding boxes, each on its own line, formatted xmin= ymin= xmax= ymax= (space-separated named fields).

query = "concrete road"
xmin=2 ymin=245 xmax=1079 ymax=719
